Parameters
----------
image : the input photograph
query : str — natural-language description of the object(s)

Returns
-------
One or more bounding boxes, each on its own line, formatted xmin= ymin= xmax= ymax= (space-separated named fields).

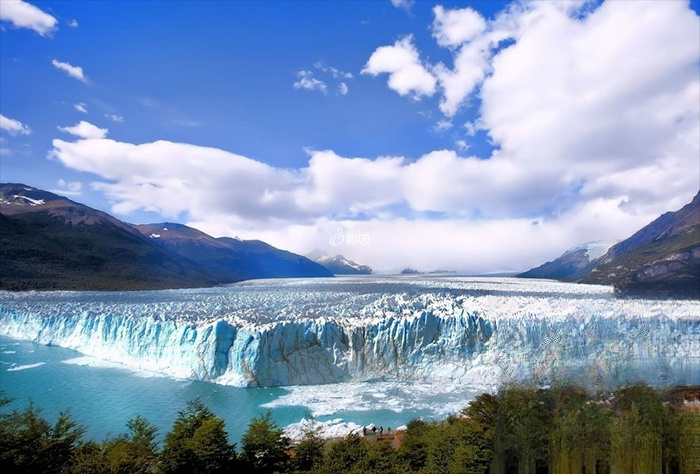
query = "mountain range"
xmin=306 ymin=251 xmax=372 ymax=275
xmin=520 ymin=191 xmax=700 ymax=297
xmin=2 ymin=183 xmax=698 ymax=295
xmin=0 ymin=183 xmax=330 ymax=290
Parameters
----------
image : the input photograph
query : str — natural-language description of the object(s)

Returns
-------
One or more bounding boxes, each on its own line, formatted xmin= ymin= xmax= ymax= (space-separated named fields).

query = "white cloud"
xmin=74 ymin=102 xmax=87 ymax=113
xmin=478 ymin=0 xmax=700 ymax=210
xmin=0 ymin=114 xmax=31 ymax=135
xmin=432 ymin=5 xmax=487 ymax=47
xmin=105 ymin=114 xmax=124 ymax=122
xmin=0 ymin=0 xmax=57 ymax=36
xmin=51 ymin=179 xmax=82 ymax=196
xmin=434 ymin=40 xmax=491 ymax=116
xmin=293 ymin=70 xmax=327 ymax=93
xmin=464 ymin=121 xmax=478 ymax=136
xmin=338 ymin=82 xmax=349 ymax=95
xmin=362 ymin=35 xmax=437 ymax=98
xmin=58 ymin=121 xmax=107 ymax=139
xmin=48 ymin=0 xmax=700 ymax=273
xmin=390 ymin=0 xmax=414 ymax=12
xmin=314 ymin=62 xmax=353 ymax=79
xmin=433 ymin=119 xmax=452 ymax=132
xmin=49 ymin=134 xmax=695 ymax=272
xmin=331 ymin=67 xmax=353 ymax=79
xmin=51 ymin=59 xmax=87 ymax=82
xmin=68 ymin=19 xmax=78 ymax=28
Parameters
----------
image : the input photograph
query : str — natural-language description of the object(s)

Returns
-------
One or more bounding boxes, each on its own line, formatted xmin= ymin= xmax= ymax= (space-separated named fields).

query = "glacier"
xmin=0 ymin=277 xmax=698 ymax=388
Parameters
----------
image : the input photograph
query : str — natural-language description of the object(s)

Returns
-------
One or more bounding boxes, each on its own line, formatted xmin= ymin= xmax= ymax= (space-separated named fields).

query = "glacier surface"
xmin=1 ymin=276 xmax=698 ymax=388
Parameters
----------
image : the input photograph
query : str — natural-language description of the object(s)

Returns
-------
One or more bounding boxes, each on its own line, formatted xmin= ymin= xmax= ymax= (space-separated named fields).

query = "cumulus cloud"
xmin=478 ymin=0 xmax=700 ymax=208
xmin=74 ymin=103 xmax=87 ymax=113
xmin=293 ymin=70 xmax=327 ymax=93
xmin=48 ymin=0 xmax=700 ymax=272
xmin=0 ymin=0 xmax=57 ymax=36
xmin=58 ymin=121 xmax=107 ymax=139
xmin=362 ymin=35 xmax=437 ymax=98
xmin=68 ymin=19 xmax=78 ymax=28
xmin=0 ymin=114 xmax=31 ymax=135
xmin=50 ymin=136 xmax=693 ymax=272
xmin=432 ymin=5 xmax=487 ymax=47
xmin=338 ymin=82 xmax=349 ymax=95
xmin=51 ymin=59 xmax=87 ymax=82
xmin=105 ymin=114 xmax=124 ymax=122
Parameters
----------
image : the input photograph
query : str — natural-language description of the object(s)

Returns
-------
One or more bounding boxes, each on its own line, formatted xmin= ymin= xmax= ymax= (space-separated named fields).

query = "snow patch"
xmin=11 ymin=195 xmax=45 ymax=206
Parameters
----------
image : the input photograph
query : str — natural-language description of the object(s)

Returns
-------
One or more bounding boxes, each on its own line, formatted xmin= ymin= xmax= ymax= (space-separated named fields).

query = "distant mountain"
xmin=136 ymin=223 xmax=333 ymax=281
xmin=0 ymin=184 xmax=215 ymax=290
xmin=307 ymin=252 xmax=372 ymax=275
xmin=582 ymin=192 xmax=700 ymax=296
xmin=0 ymin=183 xmax=332 ymax=291
xmin=518 ymin=241 xmax=616 ymax=281
xmin=401 ymin=267 xmax=420 ymax=275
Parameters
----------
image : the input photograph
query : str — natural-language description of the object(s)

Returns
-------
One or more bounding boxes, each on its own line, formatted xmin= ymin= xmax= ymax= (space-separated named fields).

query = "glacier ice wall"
xmin=0 ymin=277 xmax=698 ymax=388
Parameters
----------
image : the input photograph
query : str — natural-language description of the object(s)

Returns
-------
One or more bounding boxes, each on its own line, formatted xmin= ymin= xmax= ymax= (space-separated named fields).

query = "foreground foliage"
xmin=0 ymin=384 xmax=697 ymax=473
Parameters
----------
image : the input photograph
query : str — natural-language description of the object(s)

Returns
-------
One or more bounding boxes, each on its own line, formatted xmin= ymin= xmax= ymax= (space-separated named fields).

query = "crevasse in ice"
xmin=1 ymin=277 xmax=698 ymax=387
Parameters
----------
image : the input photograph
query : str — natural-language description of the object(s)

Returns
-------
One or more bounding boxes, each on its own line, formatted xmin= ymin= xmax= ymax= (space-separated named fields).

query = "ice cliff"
xmin=1 ymin=277 xmax=698 ymax=387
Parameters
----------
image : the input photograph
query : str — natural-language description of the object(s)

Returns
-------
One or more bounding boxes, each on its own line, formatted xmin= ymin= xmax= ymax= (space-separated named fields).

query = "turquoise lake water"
xmin=0 ymin=335 xmax=479 ymax=443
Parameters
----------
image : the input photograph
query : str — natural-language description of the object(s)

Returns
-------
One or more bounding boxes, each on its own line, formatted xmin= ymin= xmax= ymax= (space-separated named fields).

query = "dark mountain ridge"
xmin=0 ymin=183 xmax=332 ymax=290
xmin=135 ymin=223 xmax=332 ymax=281
xmin=582 ymin=191 xmax=700 ymax=296
xmin=0 ymin=184 xmax=215 ymax=290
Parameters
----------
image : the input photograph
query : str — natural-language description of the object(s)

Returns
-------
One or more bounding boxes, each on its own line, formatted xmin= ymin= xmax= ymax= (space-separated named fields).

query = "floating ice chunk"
xmin=284 ymin=418 xmax=366 ymax=442
xmin=8 ymin=362 xmax=45 ymax=371
xmin=61 ymin=356 xmax=166 ymax=378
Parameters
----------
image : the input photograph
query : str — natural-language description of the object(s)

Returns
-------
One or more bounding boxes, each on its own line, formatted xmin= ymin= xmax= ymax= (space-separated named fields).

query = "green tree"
xmin=293 ymin=424 xmax=325 ymax=472
xmin=101 ymin=415 xmax=159 ymax=474
xmin=240 ymin=411 xmax=290 ymax=473
xmin=317 ymin=433 xmax=369 ymax=474
xmin=161 ymin=398 xmax=236 ymax=474
xmin=360 ymin=440 xmax=401 ymax=473
xmin=496 ymin=386 xmax=552 ymax=474
xmin=67 ymin=440 xmax=109 ymax=474
xmin=398 ymin=419 xmax=432 ymax=471
xmin=0 ymin=401 xmax=84 ymax=474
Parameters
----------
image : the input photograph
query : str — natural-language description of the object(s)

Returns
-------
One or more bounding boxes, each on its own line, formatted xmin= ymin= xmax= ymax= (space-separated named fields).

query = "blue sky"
xmin=1 ymin=0 xmax=699 ymax=272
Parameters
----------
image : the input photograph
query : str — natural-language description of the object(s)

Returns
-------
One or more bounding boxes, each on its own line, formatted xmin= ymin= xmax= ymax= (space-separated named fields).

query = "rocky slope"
xmin=582 ymin=192 xmax=700 ymax=296
xmin=0 ymin=184 xmax=215 ymax=290
xmin=0 ymin=183 xmax=332 ymax=290
xmin=518 ymin=241 xmax=615 ymax=281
